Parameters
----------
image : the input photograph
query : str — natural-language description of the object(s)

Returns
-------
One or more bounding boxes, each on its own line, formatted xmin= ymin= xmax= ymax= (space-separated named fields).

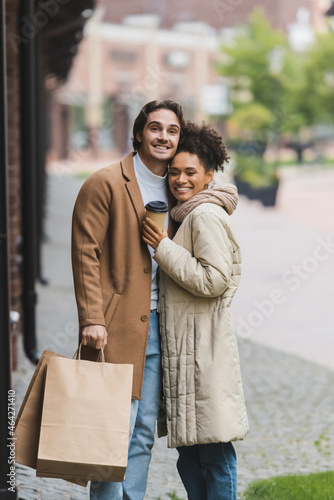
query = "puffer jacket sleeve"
xmin=154 ymin=211 xmax=233 ymax=298
xmin=71 ymin=170 xmax=112 ymax=327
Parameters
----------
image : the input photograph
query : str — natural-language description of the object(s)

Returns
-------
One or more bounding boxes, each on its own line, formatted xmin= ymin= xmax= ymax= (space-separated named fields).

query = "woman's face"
xmin=168 ymin=152 xmax=214 ymax=203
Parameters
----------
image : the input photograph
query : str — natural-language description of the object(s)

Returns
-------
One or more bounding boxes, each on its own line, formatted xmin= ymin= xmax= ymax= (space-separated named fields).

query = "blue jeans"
xmin=177 ymin=442 xmax=237 ymax=500
xmin=90 ymin=311 xmax=162 ymax=500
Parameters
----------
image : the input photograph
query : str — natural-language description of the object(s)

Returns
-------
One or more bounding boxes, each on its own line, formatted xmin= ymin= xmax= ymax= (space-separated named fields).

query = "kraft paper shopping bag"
xmin=15 ymin=350 xmax=63 ymax=469
xmin=36 ymin=352 xmax=133 ymax=482
xmin=15 ymin=349 xmax=88 ymax=487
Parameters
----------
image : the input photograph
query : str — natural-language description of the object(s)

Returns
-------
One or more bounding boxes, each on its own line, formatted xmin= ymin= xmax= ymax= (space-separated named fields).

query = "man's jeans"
xmin=177 ymin=442 xmax=237 ymax=500
xmin=90 ymin=311 xmax=161 ymax=500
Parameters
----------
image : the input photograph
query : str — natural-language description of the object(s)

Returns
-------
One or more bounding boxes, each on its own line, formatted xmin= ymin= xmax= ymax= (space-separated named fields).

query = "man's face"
xmin=136 ymin=109 xmax=181 ymax=166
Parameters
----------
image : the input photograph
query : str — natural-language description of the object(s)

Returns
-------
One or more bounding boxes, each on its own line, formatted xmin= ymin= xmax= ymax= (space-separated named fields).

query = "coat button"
xmin=141 ymin=315 xmax=148 ymax=322
xmin=144 ymin=266 xmax=150 ymax=274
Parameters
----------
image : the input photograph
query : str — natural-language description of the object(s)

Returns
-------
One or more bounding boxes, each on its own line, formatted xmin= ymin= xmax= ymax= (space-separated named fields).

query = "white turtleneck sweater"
xmin=133 ymin=152 xmax=169 ymax=310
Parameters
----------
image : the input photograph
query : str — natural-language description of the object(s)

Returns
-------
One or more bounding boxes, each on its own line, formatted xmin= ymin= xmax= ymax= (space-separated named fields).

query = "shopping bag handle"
xmin=73 ymin=343 xmax=105 ymax=363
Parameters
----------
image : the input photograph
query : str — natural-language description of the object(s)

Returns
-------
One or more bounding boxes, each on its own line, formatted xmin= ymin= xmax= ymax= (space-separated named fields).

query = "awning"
xmin=40 ymin=0 xmax=96 ymax=80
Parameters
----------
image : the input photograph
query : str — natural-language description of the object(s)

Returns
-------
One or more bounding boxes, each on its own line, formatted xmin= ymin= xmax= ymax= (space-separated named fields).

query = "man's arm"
xmin=71 ymin=171 xmax=112 ymax=349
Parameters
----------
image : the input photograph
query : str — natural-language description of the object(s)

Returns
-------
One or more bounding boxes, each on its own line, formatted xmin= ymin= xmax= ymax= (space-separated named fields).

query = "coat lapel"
xmin=121 ymin=153 xmax=145 ymax=227
xmin=126 ymin=180 xmax=146 ymax=226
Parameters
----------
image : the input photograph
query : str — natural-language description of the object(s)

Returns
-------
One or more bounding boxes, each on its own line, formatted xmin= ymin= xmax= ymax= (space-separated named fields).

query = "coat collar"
xmin=120 ymin=152 xmax=137 ymax=181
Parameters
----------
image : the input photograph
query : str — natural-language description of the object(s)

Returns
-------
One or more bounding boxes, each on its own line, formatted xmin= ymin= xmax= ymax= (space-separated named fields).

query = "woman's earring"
xmin=204 ymin=184 xmax=208 ymax=189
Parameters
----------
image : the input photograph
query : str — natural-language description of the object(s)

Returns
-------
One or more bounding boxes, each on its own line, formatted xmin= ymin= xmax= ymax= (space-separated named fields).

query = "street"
xmin=14 ymin=165 xmax=334 ymax=499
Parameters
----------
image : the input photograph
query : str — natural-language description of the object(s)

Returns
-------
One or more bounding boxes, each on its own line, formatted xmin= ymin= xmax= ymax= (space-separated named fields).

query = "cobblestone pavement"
xmin=13 ymin=168 xmax=334 ymax=499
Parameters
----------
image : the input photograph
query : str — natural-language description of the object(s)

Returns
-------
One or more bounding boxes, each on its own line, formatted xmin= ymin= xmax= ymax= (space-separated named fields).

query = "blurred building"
xmin=55 ymin=12 xmax=227 ymax=158
xmin=49 ymin=0 xmax=331 ymax=160
xmin=99 ymin=0 xmax=326 ymax=32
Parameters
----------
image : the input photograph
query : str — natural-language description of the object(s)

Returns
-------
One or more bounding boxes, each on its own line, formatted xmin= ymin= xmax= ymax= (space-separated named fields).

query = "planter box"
xmin=235 ymin=177 xmax=279 ymax=207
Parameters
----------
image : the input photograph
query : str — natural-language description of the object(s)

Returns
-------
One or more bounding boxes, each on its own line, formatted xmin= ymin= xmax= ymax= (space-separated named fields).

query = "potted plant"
xmin=233 ymin=154 xmax=279 ymax=206
xmin=225 ymin=104 xmax=280 ymax=206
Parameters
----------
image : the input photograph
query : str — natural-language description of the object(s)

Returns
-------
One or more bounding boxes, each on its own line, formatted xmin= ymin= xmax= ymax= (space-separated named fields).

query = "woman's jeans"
xmin=177 ymin=442 xmax=237 ymax=500
xmin=90 ymin=311 xmax=161 ymax=500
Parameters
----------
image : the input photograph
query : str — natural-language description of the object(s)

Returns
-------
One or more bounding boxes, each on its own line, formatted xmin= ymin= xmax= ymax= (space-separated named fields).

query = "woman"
xmin=142 ymin=121 xmax=249 ymax=500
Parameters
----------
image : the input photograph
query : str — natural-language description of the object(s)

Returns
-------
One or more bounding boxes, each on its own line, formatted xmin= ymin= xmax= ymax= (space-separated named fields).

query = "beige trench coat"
xmin=154 ymin=203 xmax=249 ymax=447
xmin=71 ymin=152 xmax=177 ymax=399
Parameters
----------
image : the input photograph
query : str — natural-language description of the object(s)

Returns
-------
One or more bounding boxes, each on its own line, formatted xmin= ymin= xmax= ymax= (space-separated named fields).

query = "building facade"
xmin=99 ymin=0 xmax=324 ymax=32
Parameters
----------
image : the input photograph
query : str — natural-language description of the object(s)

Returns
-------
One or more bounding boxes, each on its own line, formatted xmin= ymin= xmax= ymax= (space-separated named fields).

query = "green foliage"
xmin=155 ymin=492 xmax=183 ymax=500
xmin=75 ymin=171 xmax=91 ymax=180
xmin=280 ymin=30 xmax=334 ymax=131
xmin=71 ymin=105 xmax=85 ymax=134
xmin=233 ymin=154 xmax=278 ymax=187
xmin=167 ymin=492 xmax=183 ymax=500
xmin=279 ymin=51 xmax=312 ymax=131
xmin=218 ymin=8 xmax=286 ymax=112
xmin=243 ymin=471 xmax=334 ymax=500
xmin=217 ymin=7 xmax=334 ymax=138
xmin=227 ymin=103 xmax=273 ymax=137
xmin=302 ymin=31 xmax=334 ymax=124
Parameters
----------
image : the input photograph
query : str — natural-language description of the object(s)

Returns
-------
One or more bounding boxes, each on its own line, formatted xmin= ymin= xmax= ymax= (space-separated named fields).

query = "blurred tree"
xmin=217 ymin=8 xmax=334 ymax=163
xmin=281 ymin=30 xmax=334 ymax=131
xmin=226 ymin=102 xmax=272 ymax=139
xmin=278 ymin=29 xmax=334 ymax=160
xmin=301 ymin=31 xmax=334 ymax=124
xmin=217 ymin=7 xmax=287 ymax=137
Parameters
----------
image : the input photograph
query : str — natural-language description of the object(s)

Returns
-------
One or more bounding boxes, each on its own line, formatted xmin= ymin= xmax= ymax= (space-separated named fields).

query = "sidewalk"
xmin=13 ymin=166 xmax=334 ymax=499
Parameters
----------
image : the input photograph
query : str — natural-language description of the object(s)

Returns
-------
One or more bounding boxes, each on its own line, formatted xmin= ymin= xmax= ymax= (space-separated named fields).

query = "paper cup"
xmin=145 ymin=201 xmax=168 ymax=231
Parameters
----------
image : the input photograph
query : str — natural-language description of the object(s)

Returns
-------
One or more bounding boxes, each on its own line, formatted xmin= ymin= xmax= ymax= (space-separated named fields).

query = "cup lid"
xmin=145 ymin=201 xmax=168 ymax=213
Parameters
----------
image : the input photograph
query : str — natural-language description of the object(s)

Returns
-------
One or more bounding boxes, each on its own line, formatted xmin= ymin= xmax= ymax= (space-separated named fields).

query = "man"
xmin=71 ymin=99 xmax=184 ymax=499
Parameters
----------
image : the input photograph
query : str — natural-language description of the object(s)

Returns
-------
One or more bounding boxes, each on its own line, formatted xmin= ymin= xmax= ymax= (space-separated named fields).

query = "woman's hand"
xmin=142 ymin=217 xmax=168 ymax=250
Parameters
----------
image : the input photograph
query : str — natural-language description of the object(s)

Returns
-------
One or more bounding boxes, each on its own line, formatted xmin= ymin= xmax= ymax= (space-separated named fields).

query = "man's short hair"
xmin=132 ymin=99 xmax=185 ymax=151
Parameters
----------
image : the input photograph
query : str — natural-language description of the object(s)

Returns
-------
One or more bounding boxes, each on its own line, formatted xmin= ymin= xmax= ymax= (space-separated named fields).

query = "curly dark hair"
xmin=132 ymin=99 xmax=185 ymax=151
xmin=174 ymin=121 xmax=230 ymax=172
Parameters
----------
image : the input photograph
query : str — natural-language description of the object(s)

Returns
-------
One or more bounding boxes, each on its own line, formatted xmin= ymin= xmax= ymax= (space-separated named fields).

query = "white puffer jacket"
xmin=154 ymin=201 xmax=249 ymax=448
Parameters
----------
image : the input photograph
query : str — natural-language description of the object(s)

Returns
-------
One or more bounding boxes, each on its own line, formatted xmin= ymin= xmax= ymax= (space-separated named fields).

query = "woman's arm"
xmin=154 ymin=211 xmax=233 ymax=298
